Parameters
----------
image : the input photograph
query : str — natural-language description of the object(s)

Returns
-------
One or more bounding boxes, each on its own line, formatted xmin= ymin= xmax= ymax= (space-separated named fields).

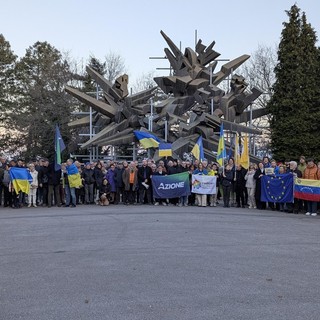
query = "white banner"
xmin=191 ymin=175 xmax=217 ymax=194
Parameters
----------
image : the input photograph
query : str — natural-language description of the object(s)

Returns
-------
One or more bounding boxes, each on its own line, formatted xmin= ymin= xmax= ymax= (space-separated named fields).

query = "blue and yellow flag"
xmin=134 ymin=130 xmax=160 ymax=149
xmin=66 ymin=163 xmax=82 ymax=188
xmin=191 ymin=136 xmax=204 ymax=161
xmin=159 ymin=143 xmax=172 ymax=157
xmin=55 ymin=125 xmax=66 ymax=171
xmin=9 ymin=167 xmax=33 ymax=194
xmin=216 ymin=124 xmax=226 ymax=166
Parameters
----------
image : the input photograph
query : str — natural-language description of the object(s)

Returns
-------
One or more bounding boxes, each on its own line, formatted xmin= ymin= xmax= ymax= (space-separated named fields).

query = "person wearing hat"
xmin=303 ymin=158 xmax=320 ymax=216
xmin=81 ymin=162 xmax=95 ymax=204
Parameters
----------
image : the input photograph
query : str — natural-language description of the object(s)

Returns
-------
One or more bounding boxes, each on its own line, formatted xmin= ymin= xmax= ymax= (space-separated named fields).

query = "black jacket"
xmin=82 ymin=168 xmax=95 ymax=184
xmin=138 ymin=165 xmax=152 ymax=184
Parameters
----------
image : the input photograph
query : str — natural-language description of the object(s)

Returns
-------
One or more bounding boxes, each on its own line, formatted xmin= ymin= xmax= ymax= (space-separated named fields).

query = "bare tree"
xmin=242 ymin=44 xmax=276 ymax=107
xmin=131 ymin=71 xmax=156 ymax=94
xmin=104 ymin=51 xmax=126 ymax=82
xmin=236 ymin=45 xmax=277 ymax=156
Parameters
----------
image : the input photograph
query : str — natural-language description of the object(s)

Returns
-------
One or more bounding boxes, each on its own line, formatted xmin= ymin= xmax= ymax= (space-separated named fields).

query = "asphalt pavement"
xmin=0 ymin=204 xmax=319 ymax=320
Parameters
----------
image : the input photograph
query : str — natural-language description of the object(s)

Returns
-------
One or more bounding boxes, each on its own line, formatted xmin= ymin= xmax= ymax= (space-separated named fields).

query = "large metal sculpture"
xmin=65 ymin=31 xmax=268 ymax=161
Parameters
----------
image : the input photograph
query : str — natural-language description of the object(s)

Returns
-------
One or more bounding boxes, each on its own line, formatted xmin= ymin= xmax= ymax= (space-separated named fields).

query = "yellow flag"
xmin=234 ymin=133 xmax=240 ymax=166
xmin=240 ymin=135 xmax=249 ymax=169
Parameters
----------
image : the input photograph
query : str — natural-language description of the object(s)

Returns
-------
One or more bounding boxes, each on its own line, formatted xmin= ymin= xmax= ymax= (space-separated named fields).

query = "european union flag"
xmin=261 ymin=173 xmax=294 ymax=203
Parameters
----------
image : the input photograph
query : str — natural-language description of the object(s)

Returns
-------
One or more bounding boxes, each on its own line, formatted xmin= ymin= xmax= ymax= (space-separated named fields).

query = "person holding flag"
xmin=191 ymin=136 xmax=204 ymax=162
xmin=55 ymin=125 xmax=66 ymax=171
xmin=65 ymin=159 xmax=82 ymax=207
xmin=216 ymin=124 xmax=226 ymax=167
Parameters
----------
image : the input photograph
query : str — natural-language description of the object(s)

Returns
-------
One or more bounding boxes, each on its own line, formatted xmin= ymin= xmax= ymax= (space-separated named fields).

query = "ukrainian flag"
xmin=191 ymin=136 xmax=204 ymax=161
xmin=159 ymin=143 xmax=172 ymax=157
xmin=9 ymin=167 xmax=33 ymax=194
xmin=134 ymin=130 xmax=160 ymax=149
xmin=216 ymin=124 xmax=226 ymax=166
xmin=66 ymin=163 xmax=82 ymax=188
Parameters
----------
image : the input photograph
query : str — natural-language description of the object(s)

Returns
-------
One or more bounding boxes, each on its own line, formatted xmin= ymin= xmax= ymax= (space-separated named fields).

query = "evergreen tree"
xmin=268 ymin=5 xmax=319 ymax=160
xmin=300 ymin=13 xmax=320 ymax=157
xmin=0 ymin=34 xmax=17 ymax=151
xmin=12 ymin=41 xmax=74 ymax=160
xmin=83 ymin=56 xmax=106 ymax=94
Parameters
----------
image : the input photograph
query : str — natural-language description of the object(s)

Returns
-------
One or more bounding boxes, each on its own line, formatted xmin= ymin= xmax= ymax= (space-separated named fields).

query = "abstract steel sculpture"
xmin=65 ymin=31 xmax=268 ymax=161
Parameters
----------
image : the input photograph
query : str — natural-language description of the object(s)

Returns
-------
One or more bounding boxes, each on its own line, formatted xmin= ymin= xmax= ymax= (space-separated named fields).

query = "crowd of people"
xmin=0 ymin=155 xmax=320 ymax=216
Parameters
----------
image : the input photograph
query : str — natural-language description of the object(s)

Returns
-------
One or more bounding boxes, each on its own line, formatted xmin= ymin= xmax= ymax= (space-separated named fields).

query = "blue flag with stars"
xmin=261 ymin=173 xmax=294 ymax=203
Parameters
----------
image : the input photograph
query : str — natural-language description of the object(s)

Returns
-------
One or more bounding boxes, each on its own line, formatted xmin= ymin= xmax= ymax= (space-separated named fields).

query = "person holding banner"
xmin=193 ymin=163 xmax=208 ymax=207
xmin=152 ymin=165 xmax=168 ymax=206
xmin=254 ymin=162 xmax=266 ymax=210
xmin=177 ymin=161 xmax=189 ymax=207
xmin=303 ymin=158 xmax=320 ymax=216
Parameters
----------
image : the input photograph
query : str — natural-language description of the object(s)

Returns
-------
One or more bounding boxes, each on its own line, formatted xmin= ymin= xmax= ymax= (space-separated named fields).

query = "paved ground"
xmin=0 ymin=204 xmax=319 ymax=320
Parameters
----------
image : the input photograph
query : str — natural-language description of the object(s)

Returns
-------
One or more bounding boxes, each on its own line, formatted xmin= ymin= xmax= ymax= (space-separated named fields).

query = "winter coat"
xmin=48 ymin=163 xmax=61 ymax=185
xmin=30 ymin=170 xmax=38 ymax=189
xmin=99 ymin=182 xmax=111 ymax=197
xmin=138 ymin=165 xmax=152 ymax=184
xmin=106 ymin=169 xmax=116 ymax=192
xmin=235 ymin=168 xmax=247 ymax=188
xmin=222 ymin=169 xmax=234 ymax=187
xmin=38 ymin=165 xmax=49 ymax=185
xmin=303 ymin=164 xmax=320 ymax=180
xmin=82 ymin=168 xmax=95 ymax=185
xmin=245 ymin=170 xmax=256 ymax=189
xmin=122 ymin=167 xmax=138 ymax=191
xmin=193 ymin=169 xmax=208 ymax=175
xmin=114 ymin=167 xmax=125 ymax=188
xmin=94 ymin=166 xmax=104 ymax=189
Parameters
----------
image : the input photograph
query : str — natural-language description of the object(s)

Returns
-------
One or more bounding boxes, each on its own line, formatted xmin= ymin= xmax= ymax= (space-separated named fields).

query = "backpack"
xmin=3 ymin=170 xmax=10 ymax=187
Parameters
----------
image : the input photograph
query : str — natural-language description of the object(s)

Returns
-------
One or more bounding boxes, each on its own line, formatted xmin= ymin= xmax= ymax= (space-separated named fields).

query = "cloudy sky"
xmin=1 ymin=0 xmax=319 ymax=86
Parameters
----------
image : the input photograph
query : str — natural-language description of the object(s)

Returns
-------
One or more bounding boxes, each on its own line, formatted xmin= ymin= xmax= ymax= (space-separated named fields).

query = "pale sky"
xmin=1 ymin=0 xmax=319 ymax=86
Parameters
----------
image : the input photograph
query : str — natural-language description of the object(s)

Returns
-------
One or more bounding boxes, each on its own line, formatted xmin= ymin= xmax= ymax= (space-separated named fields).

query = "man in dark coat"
xmin=114 ymin=161 xmax=126 ymax=204
xmin=82 ymin=162 xmax=95 ymax=204
xmin=235 ymin=164 xmax=247 ymax=208
xmin=138 ymin=159 xmax=152 ymax=204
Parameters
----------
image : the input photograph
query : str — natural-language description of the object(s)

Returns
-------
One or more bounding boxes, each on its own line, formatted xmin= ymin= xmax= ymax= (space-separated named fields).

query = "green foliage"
xmin=268 ymin=5 xmax=320 ymax=160
xmin=82 ymin=56 xmax=106 ymax=93
xmin=0 ymin=34 xmax=17 ymax=142
xmin=10 ymin=41 xmax=75 ymax=160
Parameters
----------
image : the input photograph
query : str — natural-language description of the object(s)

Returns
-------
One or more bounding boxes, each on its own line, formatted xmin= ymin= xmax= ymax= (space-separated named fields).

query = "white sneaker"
xmin=154 ymin=202 xmax=159 ymax=206
xmin=213 ymin=203 xmax=217 ymax=207
xmin=33 ymin=204 xmax=37 ymax=208
xmin=162 ymin=202 xmax=167 ymax=206
xmin=305 ymin=212 xmax=311 ymax=216
xmin=28 ymin=204 xmax=31 ymax=208
xmin=311 ymin=213 xmax=317 ymax=216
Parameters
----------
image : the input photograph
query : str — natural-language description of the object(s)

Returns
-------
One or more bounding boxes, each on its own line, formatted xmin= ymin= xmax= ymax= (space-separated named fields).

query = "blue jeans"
xmin=65 ymin=185 xmax=76 ymax=206
xmin=307 ymin=201 xmax=317 ymax=213
xmin=179 ymin=195 xmax=188 ymax=205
